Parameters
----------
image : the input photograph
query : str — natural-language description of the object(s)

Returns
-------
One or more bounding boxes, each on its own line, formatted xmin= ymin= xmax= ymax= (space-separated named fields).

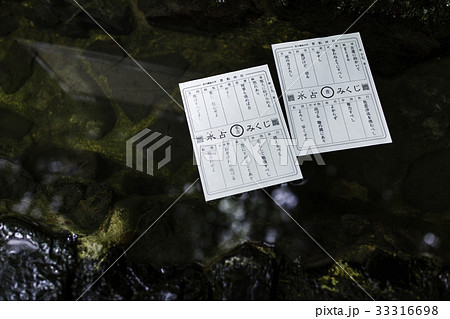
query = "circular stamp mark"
xmin=321 ymin=86 xmax=334 ymax=99
xmin=230 ymin=124 xmax=244 ymax=137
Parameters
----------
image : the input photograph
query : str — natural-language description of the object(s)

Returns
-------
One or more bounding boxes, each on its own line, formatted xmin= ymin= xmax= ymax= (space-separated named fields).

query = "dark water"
xmin=0 ymin=0 xmax=449 ymax=300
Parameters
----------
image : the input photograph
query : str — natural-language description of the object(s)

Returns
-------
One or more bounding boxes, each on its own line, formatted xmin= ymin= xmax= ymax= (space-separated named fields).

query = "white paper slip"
xmin=179 ymin=65 xmax=302 ymax=201
xmin=272 ymin=32 xmax=392 ymax=154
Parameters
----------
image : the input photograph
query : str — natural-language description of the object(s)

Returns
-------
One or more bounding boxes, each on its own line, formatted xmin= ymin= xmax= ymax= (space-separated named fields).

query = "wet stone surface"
xmin=0 ymin=223 xmax=448 ymax=301
xmin=0 ymin=219 xmax=76 ymax=300
xmin=212 ymin=243 xmax=277 ymax=300
xmin=73 ymin=252 xmax=212 ymax=300
xmin=74 ymin=242 xmax=448 ymax=300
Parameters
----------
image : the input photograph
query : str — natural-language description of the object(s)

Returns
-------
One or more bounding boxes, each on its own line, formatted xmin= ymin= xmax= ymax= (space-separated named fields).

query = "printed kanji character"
xmin=297 ymin=91 xmax=307 ymax=100
xmin=206 ymin=132 xmax=216 ymax=140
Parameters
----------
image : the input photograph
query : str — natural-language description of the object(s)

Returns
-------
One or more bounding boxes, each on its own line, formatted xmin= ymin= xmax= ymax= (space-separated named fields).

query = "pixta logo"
xmin=126 ymin=128 xmax=172 ymax=176
xmin=194 ymin=138 xmax=325 ymax=166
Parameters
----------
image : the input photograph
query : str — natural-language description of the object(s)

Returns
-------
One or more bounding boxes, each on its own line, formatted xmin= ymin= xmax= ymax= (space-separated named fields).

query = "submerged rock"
xmin=118 ymin=172 xmax=169 ymax=196
xmin=0 ymin=0 xmax=448 ymax=302
xmin=0 ymin=4 xmax=18 ymax=37
xmin=125 ymin=197 xmax=230 ymax=266
xmin=25 ymin=0 xmax=132 ymax=37
xmin=341 ymin=214 xmax=371 ymax=237
xmin=78 ymin=96 xmax=117 ymax=140
xmin=365 ymin=249 xmax=411 ymax=288
xmin=0 ymin=158 xmax=35 ymax=201
xmin=46 ymin=181 xmax=113 ymax=232
xmin=13 ymin=146 xmax=114 ymax=233
xmin=212 ymin=243 xmax=277 ymax=300
xmin=83 ymin=47 xmax=190 ymax=123
xmin=277 ymin=247 xmax=444 ymax=300
xmin=0 ymin=107 xmax=33 ymax=141
xmin=138 ymin=0 xmax=258 ymax=34
xmin=380 ymin=57 xmax=450 ymax=142
xmin=275 ymin=1 xmax=443 ymax=75
xmin=23 ymin=40 xmax=117 ymax=139
xmin=439 ymin=270 xmax=450 ymax=300
xmin=331 ymin=0 xmax=450 ymax=24
xmin=131 ymin=263 xmax=211 ymax=300
xmin=402 ymin=149 xmax=450 ymax=213
xmin=73 ymin=251 xmax=210 ymax=300
xmin=21 ymin=146 xmax=108 ymax=183
xmin=0 ymin=219 xmax=76 ymax=300
xmin=0 ymin=40 xmax=34 ymax=94
xmin=0 ymin=225 xmax=446 ymax=301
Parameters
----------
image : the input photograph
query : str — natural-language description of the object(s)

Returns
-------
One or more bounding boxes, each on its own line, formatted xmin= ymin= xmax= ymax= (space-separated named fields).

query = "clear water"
xmin=0 ymin=0 xmax=449 ymax=300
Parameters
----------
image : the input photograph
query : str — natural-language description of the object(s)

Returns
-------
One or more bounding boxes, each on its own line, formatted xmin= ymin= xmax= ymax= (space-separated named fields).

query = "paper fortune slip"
xmin=179 ymin=65 xmax=303 ymax=201
xmin=272 ymin=32 xmax=391 ymax=154
xmin=179 ymin=33 xmax=392 ymax=201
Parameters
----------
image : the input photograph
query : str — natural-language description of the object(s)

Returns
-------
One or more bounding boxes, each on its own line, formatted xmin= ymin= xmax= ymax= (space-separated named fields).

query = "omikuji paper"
xmin=272 ymin=32 xmax=391 ymax=154
xmin=179 ymin=65 xmax=302 ymax=201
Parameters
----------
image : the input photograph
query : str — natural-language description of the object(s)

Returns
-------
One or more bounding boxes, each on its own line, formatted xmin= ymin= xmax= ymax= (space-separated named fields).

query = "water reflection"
xmin=271 ymin=185 xmax=298 ymax=211
xmin=264 ymin=228 xmax=277 ymax=245
xmin=20 ymin=40 xmax=195 ymax=107
xmin=423 ymin=233 xmax=440 ymax=249
xmin=12 ymin=192 xmax=33 ymax=215
xmin=217 ymin=197 xmax=250 ymax=250
xmin=6 ymin=238 xmax=39 ymax=255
